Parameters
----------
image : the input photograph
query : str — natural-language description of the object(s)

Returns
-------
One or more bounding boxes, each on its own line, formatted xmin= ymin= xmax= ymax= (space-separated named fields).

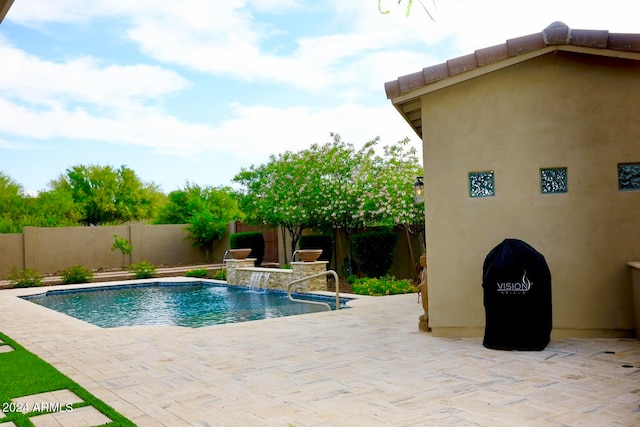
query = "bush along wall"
xmin=299 ymin=234 xmax=334 ymax=263
xmin=351 ymin=230 xmax=400 ymax=278
xmin=230 ymin=232 xmax=265 ymax=266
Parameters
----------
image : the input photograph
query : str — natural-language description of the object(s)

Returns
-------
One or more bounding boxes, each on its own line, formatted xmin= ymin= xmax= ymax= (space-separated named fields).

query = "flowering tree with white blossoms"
xmin=234 ymin=150 xmax=315 ymax=262
xmin=359 ymin=138 xmax=425 ymax=254
xmin=234 ymin=133 xmax=424 ymax=267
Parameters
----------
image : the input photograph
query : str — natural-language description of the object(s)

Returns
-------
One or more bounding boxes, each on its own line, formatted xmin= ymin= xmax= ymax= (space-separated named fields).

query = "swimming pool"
xmin=22 ymin=282 xmax=351 ymax=328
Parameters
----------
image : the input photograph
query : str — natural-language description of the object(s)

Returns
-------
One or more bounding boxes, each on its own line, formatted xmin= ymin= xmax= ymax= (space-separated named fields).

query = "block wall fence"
xmin=0 ymin=224 xmax=230 ymax=278
xmin=0 ymin=224 xmax=422 ymax=281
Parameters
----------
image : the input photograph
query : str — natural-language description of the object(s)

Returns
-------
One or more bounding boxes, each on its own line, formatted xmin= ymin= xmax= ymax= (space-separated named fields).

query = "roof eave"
xmin=388 ymin=45 xmax=640 ymax=139
xmin=392 ymin=46 xmax=556 ymax=105
xmin=0 ymin=0 xmax=14 ymax=25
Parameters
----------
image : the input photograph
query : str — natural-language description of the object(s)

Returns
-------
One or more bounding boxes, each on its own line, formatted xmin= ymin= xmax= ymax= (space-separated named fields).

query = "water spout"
xmin=222 ymin=249 xmax=231 ymax=262
xmin=249 ymin=271 xmax=270 ymax=291
xmin=292 ymin=250 xmax=299 ymax=262
xmin=263 ymin=272 xmax=270 ymax=289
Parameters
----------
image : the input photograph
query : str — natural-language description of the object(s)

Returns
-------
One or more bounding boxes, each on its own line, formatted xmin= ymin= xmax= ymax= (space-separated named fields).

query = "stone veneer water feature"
xmin=224 ymin=259 xmax=329 ymax=292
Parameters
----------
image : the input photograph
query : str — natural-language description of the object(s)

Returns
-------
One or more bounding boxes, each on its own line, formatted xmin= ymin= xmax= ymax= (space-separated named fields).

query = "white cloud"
xmin=8 ymin=0 xmax=443 ymax=92
xmin=6 ymin=0 xmax=640 ymax=104
xmin=0 ymin=137 xmax=42 ymax=150
xmin=211 ymin=102 xmax=418 ymax=159
xmin=3 ymin=1 xmax=425 ymax=163
xmin=0 ymin=97 xmax=214 ymax=151
xmin=4 ymin=0 xmax=640 ymax=193
xmin=0 ymin=41 xmax=189 ymax=113
xmin=0 ymin=94 xmax=417 ymax=164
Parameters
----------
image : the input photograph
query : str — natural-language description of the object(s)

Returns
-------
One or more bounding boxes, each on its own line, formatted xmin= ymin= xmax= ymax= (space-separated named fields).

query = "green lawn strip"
xmin=0 ymin=331 xmax=135 ymax=427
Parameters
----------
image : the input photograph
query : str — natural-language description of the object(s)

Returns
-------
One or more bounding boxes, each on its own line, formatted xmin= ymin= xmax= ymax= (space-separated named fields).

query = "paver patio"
xmin=1 ymin=278 xmax=639 ymax=426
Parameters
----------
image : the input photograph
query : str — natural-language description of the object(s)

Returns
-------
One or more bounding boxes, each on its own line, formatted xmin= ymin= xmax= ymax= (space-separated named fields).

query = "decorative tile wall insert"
xmin=540 ymin=167 xmax=567 ymax=194
xmin=469 ymin=171 xmax=494 ymax=197
xmin=618 ymin=163 xmax=640 ymax=191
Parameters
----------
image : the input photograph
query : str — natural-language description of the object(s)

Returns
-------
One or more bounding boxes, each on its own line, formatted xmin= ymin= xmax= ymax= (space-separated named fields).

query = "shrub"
xmin=211 ymin=268 xmax=226 ymax=280
xmin=185 ymin=268 xmax=209 ymax=278
xmin=230 ymin=232 xmax=265 ymax=265
xmin=351 ymin=275 xmax=418 ymax=296
xmin=299 ymin=234 xmax=333 ymax=262
xmin=351 ymin=230 xmax=400 ymax=277
xmin=111 ymin=234 xmax=133 ymax=256
xmin=129 ymin=261 xmax=156 ymax=279
xmin=61 ymin=265 xmax=94 ymax=284
xmin=8 ymin=267 xmax=43 ymax=288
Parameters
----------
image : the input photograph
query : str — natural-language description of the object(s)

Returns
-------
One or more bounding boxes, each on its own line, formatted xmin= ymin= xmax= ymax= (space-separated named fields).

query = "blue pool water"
xmin=22 ymin=282 xmax=350 ymax=328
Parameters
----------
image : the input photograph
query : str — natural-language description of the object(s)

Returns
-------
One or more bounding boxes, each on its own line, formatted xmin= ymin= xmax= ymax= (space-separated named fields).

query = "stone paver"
xmin=0 ymin=344 xmax=14 ymax=353
xmin=3 ymin=378 xmax=111 ymax=427
xmin=30 ymin=405 xmax=111 ymax=427
xmin=1 ymin=280 xmax=640 ymax=426
xmin=12 ymin=389 xmax=84 ymax=414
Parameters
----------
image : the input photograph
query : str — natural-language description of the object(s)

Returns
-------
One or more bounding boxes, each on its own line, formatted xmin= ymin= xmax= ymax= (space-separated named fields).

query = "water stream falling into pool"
xmin=249 ymin=271 xmax=270 ymax=290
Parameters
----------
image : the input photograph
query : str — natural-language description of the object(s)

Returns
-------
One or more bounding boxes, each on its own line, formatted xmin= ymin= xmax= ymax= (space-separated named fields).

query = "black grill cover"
xmin=482 ymin=239 xmax=552 ymax=351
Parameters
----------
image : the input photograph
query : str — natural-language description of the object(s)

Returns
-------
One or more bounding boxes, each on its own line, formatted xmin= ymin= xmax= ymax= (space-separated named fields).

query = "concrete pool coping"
xmin=12 ymin=277 xmax=357 ymax=329
xmin=1 ymin=278 xmax=640 ymax=426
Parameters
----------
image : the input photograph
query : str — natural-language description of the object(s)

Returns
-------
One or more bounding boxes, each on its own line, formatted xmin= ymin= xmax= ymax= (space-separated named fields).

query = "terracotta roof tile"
xmin=571 ymin=29 xmax=609 ymax=48
xmin=398 ymin=70 xmax=426 ymax=93
xmin=384 ymin=80 xmax=401 ymax=99
xmin=422 ymin=63 xmax=450 ymax=84
xmin=385 ymin=22 xmax=640 ymax=100
xmin=507 ymin=33 xmax=546 ymax=56
xmin=475 ymin=44 xmax=510 ymax=67
xmin=606 ymin=33 xmax=640 ymax=51
xmin=543 ymin=23 xmax=571 ymax=45
xmin=446 ymin=53 xmax=478 ymax=76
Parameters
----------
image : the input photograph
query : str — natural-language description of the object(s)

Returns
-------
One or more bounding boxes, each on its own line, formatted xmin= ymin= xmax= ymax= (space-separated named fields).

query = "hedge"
xmin=351 ymin=230 xmax=399 ymax=278
xmin=299 ymin=234 xmax=333 ymax=263
xmin=230 ymin=232 xmax=265 ymax=265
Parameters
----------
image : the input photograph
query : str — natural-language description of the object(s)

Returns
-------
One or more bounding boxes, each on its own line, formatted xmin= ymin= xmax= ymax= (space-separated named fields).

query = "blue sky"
xmin=1 ymin=0 xmax=639 ymax=195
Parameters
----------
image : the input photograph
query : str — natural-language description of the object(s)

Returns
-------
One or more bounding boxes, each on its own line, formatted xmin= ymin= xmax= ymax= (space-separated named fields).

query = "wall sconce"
xmin=413 ymin=176 xmax=424 ymax=203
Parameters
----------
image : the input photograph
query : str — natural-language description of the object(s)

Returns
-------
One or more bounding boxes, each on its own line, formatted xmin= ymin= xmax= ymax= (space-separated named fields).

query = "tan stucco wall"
xmin=0 ymin=224 xmax=232 ymax=277
xmin=421 ymin=51 xmax=640 ymax=337
xmin=0 ymin=233 xmax=24 ymax=276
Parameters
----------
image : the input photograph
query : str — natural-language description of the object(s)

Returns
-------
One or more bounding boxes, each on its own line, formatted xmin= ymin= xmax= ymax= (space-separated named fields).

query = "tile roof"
xmin=385 ymin=22 xmax=640 ymax=137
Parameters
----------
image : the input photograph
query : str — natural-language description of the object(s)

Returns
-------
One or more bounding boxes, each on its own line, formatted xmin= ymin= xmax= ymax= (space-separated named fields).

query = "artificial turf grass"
xmin=0 ymin=331 xmax=135 ymax=427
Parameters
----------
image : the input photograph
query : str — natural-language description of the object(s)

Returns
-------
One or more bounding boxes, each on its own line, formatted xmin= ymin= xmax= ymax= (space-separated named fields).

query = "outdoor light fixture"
xmin=413 ymin=176 xmax=424 ymax=203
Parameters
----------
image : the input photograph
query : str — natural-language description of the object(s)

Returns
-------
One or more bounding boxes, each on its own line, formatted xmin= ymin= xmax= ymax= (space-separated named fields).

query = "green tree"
xmin=234 ymin=151 xmax=311 ymax=261
xmin=300 ymin=135 xmax=376 ymax=272
xmin=20 ymin=189 xmax=84 ymax=228
xmin=155 ymin=184 xmax=242 ymax=261
xmin=111 ymin=234 xmax=133 ymax=266
xmin=155 ymin=183 xmax=208 ymax=224
xmin=234 ymin=134 xmax=424 ymax=269
xmin=0 ymin=171 xmax=22 ymax=206
xmin=49 ymin=164 xmax=163 ymax=225
xmin=0 ymin=171 xmax=86 ymax=232
xmin=0 ymin=172 xmax=25 ymax=233
xmin=359 ymin=138 xmax=425 ymax=254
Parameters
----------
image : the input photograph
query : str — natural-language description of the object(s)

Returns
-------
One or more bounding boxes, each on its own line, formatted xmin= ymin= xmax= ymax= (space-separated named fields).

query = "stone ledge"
xmin=0 ymin=264 xmax=224 ymax=290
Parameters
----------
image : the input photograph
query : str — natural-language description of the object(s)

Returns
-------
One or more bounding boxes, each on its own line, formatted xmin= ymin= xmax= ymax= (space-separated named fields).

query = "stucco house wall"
xmin=386 ymin=24 xmax=640 ymax=338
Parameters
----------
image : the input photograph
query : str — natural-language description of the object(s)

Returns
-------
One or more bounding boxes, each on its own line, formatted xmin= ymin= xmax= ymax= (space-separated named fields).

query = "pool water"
xmin=23 ymin=282 xmax=350 ymax=328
